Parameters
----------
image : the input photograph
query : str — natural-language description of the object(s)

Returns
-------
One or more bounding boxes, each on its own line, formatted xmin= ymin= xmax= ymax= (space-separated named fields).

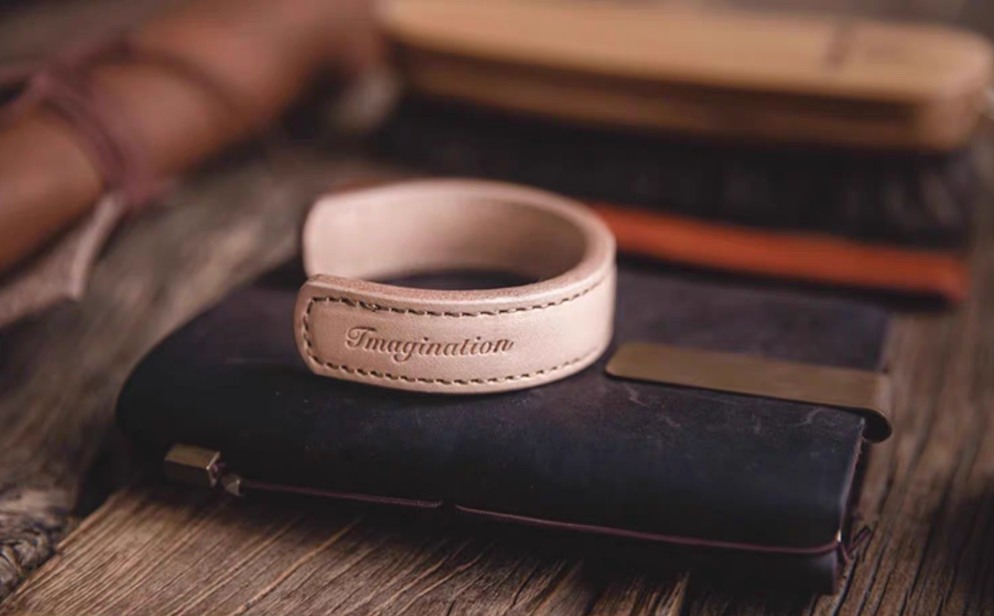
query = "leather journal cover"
xmin=117 ymin=260 xmax=889 ymax=593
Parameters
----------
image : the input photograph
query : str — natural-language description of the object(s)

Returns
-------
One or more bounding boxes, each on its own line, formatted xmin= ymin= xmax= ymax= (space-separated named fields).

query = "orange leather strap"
xmin=593 ymin=202 xmax=968 ymax=301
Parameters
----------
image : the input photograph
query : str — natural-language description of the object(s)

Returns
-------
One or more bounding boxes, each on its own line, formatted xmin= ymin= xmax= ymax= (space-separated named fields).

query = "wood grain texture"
xmin=0 ymin=145 xmax=379 ymax=601
xmin=386 ymin=1 xmax=992 ymax=150
xmin=2 ymin=0 xmax=994 ymax=614
xmin=1 ymin=486 xmax=692 ymax=616
xmin=5 ymin=170 xmax=994 ymax=616
xmin=2 ymin=144 xmax=994 ymax=616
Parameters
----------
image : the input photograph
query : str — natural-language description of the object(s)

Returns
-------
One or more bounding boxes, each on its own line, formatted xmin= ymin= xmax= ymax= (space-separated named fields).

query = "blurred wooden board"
xmin=384 ymin=0 xmax=993 ymax=150
xmin=2 ymin=0 xmax=994 ymax=614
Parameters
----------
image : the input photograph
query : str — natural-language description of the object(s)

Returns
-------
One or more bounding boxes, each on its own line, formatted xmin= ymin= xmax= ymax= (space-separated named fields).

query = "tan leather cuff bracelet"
xmin=294 ymin=179 xmax=617 ymax=394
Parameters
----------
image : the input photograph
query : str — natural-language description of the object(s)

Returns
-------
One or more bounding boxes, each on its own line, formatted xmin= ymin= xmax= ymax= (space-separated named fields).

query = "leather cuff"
xmin=294 ymin=179 xmax=617 ymax=393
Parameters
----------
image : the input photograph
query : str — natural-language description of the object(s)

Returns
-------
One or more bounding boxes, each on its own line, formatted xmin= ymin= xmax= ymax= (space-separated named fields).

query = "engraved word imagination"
xmin=345 ymin=327 xmax=514 ymax=363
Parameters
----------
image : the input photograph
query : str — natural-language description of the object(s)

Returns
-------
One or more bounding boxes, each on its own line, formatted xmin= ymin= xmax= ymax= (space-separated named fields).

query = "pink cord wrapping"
xmin=0 ymin=36 xmax=245 ymax=209
xmin=0 ymin=38 xmax=156 ymax=207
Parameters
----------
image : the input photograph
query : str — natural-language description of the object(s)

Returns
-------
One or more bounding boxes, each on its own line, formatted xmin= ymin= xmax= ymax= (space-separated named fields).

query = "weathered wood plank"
xmin=813 ymin=227 xmax=994 ymax=615
xmin=5 ymin=149 xmax=994 ymax=616
xmin=1 ymin=486 xmax=694 ymax=616
xmin=3 ymin=0 xmax=994 ymax=614
xmin=0 ymin=148 xmax=377 ymax=601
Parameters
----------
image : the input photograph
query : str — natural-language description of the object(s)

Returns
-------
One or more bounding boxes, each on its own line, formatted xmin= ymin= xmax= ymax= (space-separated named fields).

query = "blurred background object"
xmin=0 ymin=0 xmax=378 ymax=327
xmin=375 ymin=0 xmax=992 ymax=300
xmin=3 ymin=0 xmax=992 ymax=332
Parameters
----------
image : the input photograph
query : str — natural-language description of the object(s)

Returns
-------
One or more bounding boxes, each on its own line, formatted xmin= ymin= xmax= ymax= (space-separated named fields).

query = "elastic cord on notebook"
xmin=0 ymin=36 xmax=245 ymax=209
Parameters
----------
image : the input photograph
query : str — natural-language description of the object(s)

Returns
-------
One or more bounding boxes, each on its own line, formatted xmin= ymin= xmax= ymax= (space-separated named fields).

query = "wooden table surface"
xmin=3 ymin=0 xmax=994 ymax=614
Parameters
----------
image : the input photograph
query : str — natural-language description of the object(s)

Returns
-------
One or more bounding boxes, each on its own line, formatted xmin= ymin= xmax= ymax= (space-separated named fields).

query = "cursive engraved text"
xmin=345 ymin=327 xmax=514 ymax=363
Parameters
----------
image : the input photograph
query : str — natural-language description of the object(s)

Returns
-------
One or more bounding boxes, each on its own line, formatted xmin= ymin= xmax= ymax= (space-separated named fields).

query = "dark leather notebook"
xmin=117 ymin=261 xmax=888 ymax=593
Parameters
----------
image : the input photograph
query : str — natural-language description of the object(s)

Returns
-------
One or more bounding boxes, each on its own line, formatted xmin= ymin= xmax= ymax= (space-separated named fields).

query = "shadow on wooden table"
xmin=2 ymin=467 xmax=832 ymax=616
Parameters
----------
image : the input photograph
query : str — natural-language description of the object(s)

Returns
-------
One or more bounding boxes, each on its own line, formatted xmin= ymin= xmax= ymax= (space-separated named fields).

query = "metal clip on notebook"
xmin=607 ymin=343 xmax=893 ymax=442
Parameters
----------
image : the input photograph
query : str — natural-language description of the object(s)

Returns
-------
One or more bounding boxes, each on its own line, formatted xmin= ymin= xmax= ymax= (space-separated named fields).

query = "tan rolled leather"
xmin=295 ymin=179 xmax=616 ymax=394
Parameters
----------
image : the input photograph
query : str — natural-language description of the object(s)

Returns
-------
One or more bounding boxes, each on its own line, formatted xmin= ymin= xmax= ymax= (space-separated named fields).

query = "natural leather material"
xmin=0 ymin=0 xmax=379 ymax=279
xmin=118 ymin=260 xmax=888 ymax=592
xmin=297 ymin=180 xmax=617 ymax=393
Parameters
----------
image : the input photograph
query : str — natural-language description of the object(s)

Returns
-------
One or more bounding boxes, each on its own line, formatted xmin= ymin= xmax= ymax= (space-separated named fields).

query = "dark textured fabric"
xmin=117 ymin=260 xmax=888 ymax=592
xmin=374 ymin=96 xmax=974 ymax=250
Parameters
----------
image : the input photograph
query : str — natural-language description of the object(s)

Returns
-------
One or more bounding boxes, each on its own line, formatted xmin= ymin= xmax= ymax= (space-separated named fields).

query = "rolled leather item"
xmin=0 ymin=0 xmax=377 ymax=328
xmin=296 ymin=180 xmax=617 ymax=393
xmin=118 ymin=256 xmax=889 ymax=593
xmin=0 ymin=0 xmax=377 ymax=276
